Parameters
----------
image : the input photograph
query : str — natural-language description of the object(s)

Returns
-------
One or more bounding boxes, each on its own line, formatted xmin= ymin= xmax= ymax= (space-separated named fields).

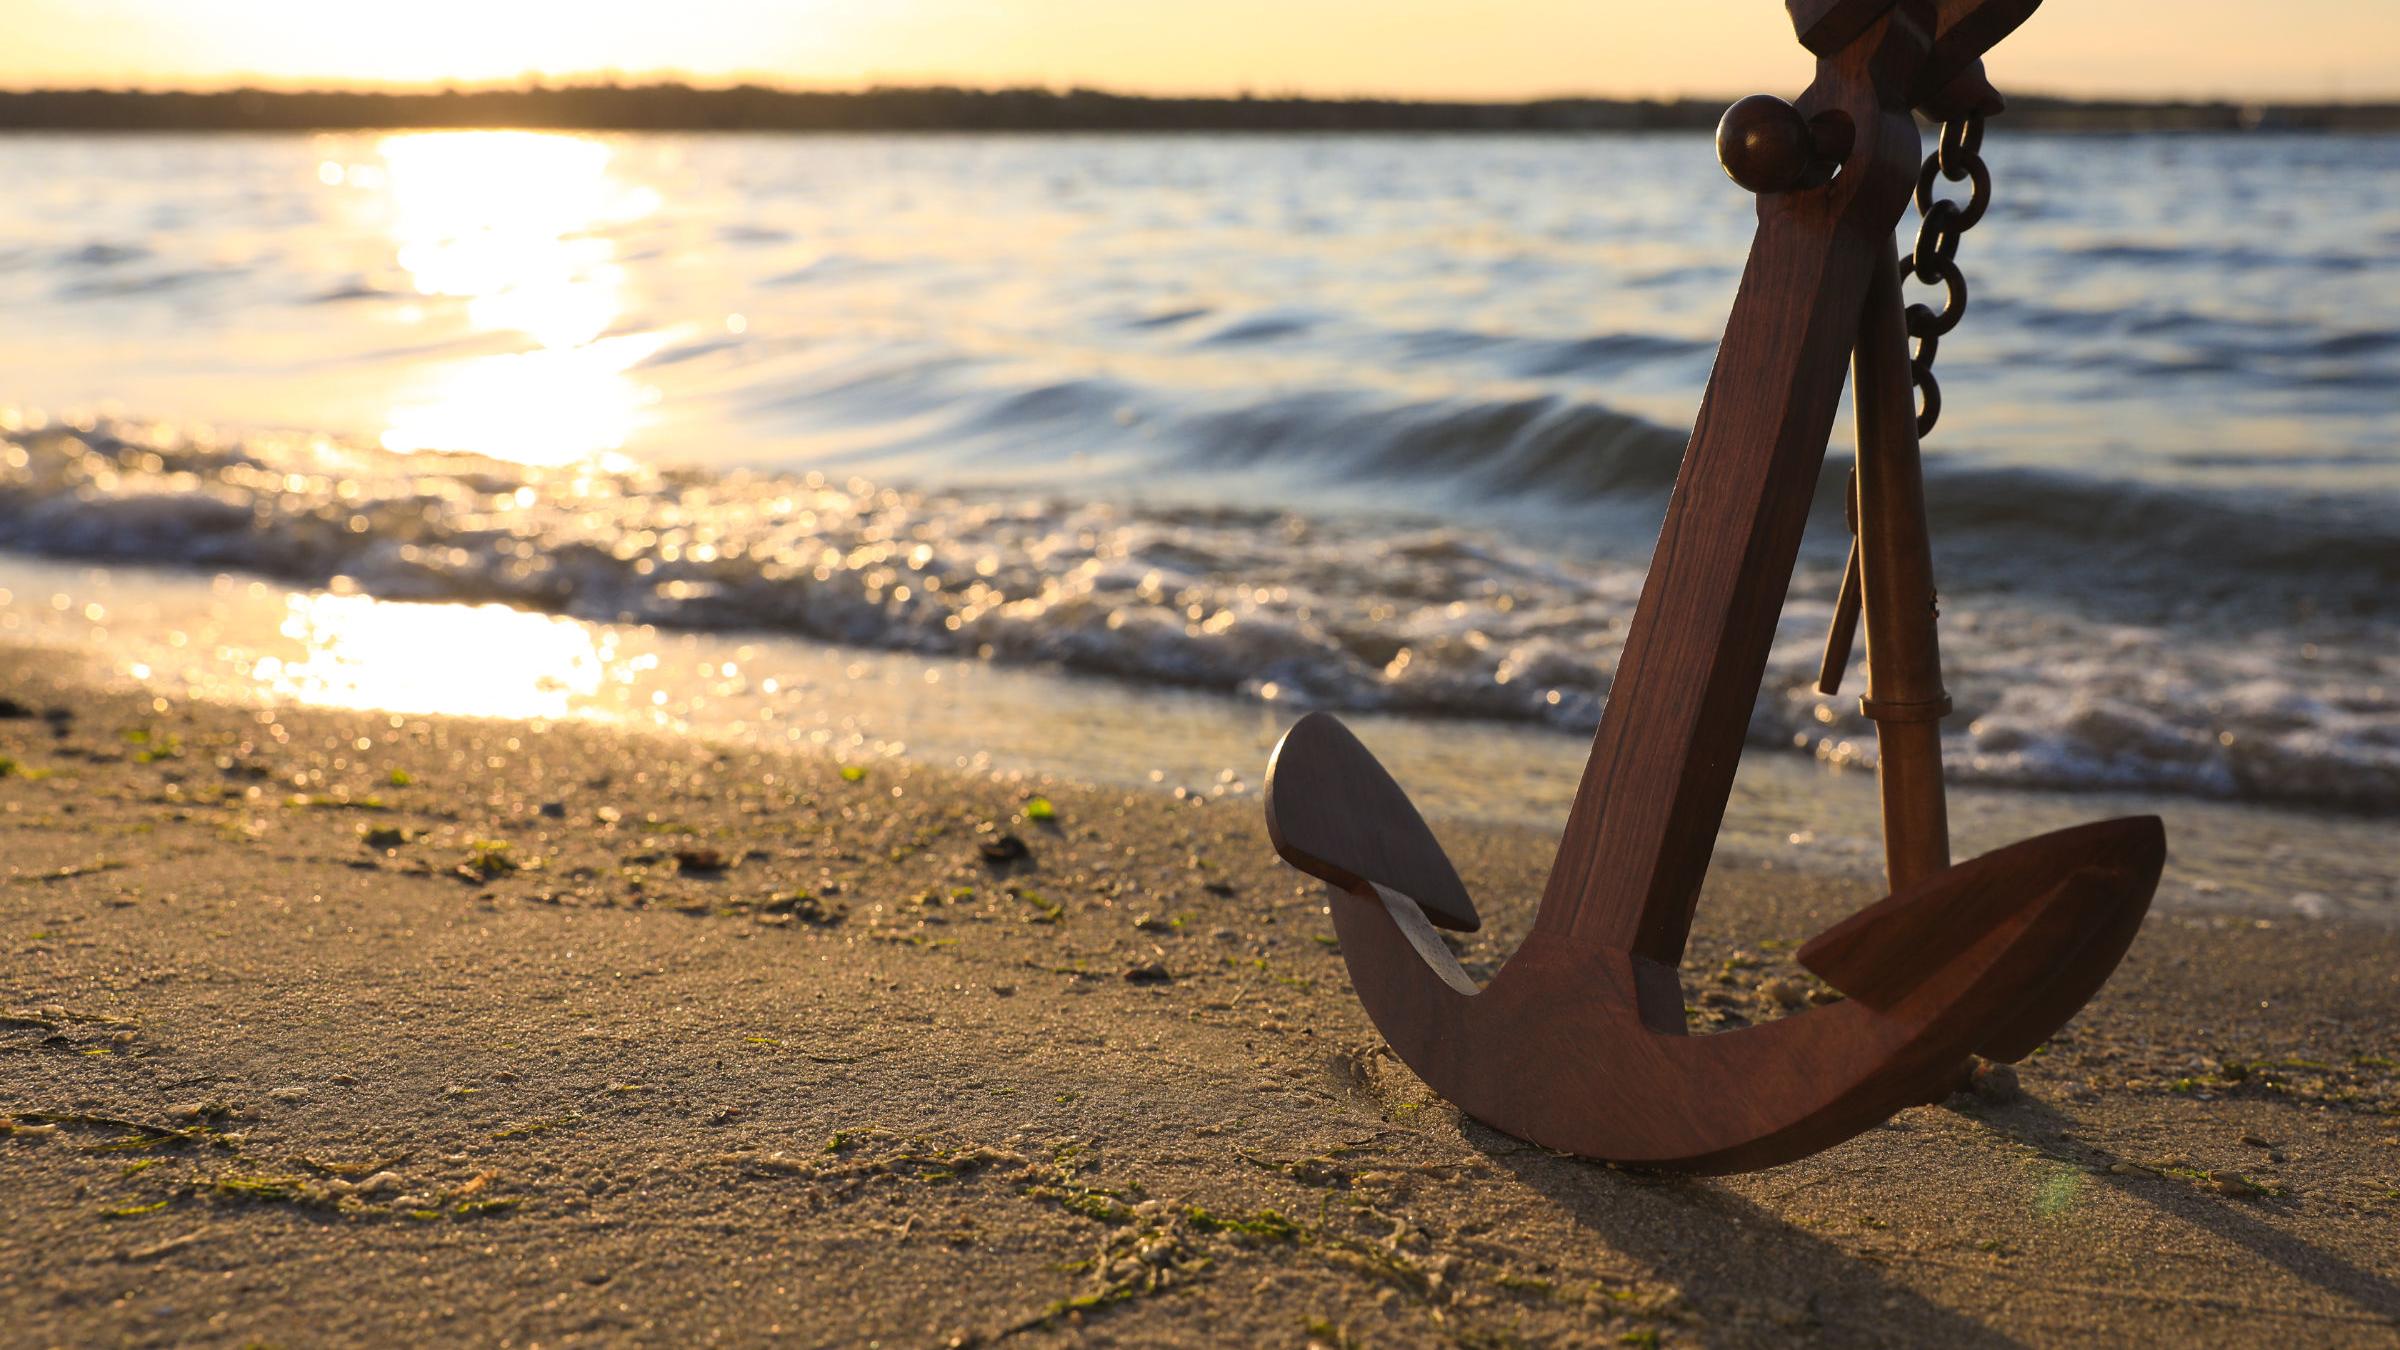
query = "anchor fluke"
xmin=1264 ymin=711 xmax=1480 ymax=932
xmin=1796 ymin=815 xmax=2165 ymax=1060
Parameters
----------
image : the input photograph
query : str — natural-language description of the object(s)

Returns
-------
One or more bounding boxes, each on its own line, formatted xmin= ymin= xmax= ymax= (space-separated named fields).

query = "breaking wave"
xmin=4 ymin=412 xmax=2393 ymax=811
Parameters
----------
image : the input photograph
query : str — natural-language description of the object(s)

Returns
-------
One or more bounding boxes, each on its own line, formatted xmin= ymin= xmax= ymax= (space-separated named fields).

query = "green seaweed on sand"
xmin=1493 ymin=1272 xmax=1558 ymax=1297
xmin=1312 ymin=1235 xmax=1435 ymax=1295
xmin=451 ymin=1197 xmax=523 ymax=1218
xmin=759 ymin=890 xmax=844 ymax=925
xmin=1010 ymin=887 xmax=1064 ymax=923
xmin=120 ymin=728 xmax=183 ymax=763
xmin=1236 ymin=1143 xmax=1384 ymax=1190
xmin=825 ymin=1127 xmax=898 ymax=1154
xmin=1303 ymin=1318 xmax=1363 ymax=1349
xmin=0 ymin=754 xmax=53 ymax=780
xmin=1021 ymin=1148 xmax=1143 ymax=1225
xmin=99 ymin=1199 xmax=174 ymax=1220
xmin=463 ymin=839 xmax=519 ymax=877
xmin=1181 ymin=1204 xmax=1302 ymax=1241
xmin=10 ymin=1110 xmax=214 ymax=1151
xmin=208 ymin=1173 xmax=325 ymax=1206
xmin=1023 ymin=796 xmax=1057 ymax=822
xmin=1035 ymin=1186 xmax=1136 ymax=1223
xmin=1001 ymin=1210 xmax=1212 ymax=1338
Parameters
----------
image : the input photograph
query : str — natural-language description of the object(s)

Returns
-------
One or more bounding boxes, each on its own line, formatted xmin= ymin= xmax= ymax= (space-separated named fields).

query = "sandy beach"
xmin=4 ymin=649 xmax=2395 ymax=1347
xmin=2 ymin=3 xmax=2395 ymax=1341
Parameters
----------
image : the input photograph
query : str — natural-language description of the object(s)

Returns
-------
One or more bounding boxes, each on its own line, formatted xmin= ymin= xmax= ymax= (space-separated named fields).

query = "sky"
xmin=5 ymin=0 xmax=2395 ymax=102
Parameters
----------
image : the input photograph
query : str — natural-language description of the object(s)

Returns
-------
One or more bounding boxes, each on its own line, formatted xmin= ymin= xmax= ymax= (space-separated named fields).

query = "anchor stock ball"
xmin=1717 ymin=94 xmax=1830 ymax=194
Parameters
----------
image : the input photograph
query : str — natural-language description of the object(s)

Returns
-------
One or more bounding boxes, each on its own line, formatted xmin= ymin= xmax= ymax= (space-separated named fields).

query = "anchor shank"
xmin=1532 ymin=41 xmax=1924 ymax=968
xmin=1853 ymin=244 xmax=1953 ymax=888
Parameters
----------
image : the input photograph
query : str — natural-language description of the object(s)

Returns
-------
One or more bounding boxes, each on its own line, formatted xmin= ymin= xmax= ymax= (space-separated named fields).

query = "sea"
xmin=0 ymin=129 xmax=2392 ymax=915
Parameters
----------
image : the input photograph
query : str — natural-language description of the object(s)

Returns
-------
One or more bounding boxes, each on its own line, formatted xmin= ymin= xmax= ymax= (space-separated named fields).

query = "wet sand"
xmin=3 ymin=651 xmax=2396 ymax=1346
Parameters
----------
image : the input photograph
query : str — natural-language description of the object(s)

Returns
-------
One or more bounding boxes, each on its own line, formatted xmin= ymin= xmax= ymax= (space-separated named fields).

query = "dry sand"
xmin=2 ymin=651 xmax=2395 ymax=1347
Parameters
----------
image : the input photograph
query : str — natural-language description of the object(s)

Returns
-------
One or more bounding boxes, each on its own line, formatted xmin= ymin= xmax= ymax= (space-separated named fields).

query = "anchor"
xmin=1262 ymin=0 xmax=2166 ymax=1174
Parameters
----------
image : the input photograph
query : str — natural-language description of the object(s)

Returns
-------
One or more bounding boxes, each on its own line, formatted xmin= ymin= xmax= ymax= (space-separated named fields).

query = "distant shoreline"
xmin=2 ymin=83 xmax=2395 ymax=133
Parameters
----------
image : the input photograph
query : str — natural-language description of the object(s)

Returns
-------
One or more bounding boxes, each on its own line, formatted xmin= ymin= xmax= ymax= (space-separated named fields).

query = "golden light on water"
xmin=378 ymin=331 xmax=669 ymax=469
xmin=253 ymin=591 xmax=629 ymax=720
xmin=339 ymin=131 xmax=665 ymax=467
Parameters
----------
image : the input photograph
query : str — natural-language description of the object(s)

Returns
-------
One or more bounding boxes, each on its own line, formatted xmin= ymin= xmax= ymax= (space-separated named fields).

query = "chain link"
xmin=1902 ymin=112 xmax=1989 ymax=436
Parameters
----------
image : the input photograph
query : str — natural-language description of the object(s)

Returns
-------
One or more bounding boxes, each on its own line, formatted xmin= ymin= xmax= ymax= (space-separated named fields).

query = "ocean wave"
xmin=862 ymin=370 xmax=2396 ymax=613
xmin=2 ymin=412 xmax=2393 ymax=811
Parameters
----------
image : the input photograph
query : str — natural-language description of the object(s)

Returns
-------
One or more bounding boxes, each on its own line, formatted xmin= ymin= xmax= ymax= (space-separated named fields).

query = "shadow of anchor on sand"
xmin=1960 ymin=1098 xmax=2400 ymax=1327
xmin=1462 ymin=1120 xmax=2023 ymax=1347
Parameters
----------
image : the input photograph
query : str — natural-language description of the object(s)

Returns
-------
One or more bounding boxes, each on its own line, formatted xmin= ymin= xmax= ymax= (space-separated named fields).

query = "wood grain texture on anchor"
xmin=1263 ymin=0 xmax=2170 ymax=1175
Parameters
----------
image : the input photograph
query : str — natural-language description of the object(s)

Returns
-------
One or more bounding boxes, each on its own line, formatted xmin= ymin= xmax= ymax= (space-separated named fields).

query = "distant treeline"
xmin=0 ymin=84 xmax=2393 ymax=134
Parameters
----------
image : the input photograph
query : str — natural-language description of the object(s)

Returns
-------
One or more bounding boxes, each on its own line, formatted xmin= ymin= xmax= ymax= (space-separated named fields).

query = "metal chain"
xmin=1901 ymin=113 xmax=1990 ymax=436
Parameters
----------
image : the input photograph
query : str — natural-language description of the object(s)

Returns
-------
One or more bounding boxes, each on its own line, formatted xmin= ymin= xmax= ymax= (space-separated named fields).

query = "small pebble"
xmin=1966 ymin=1062 xmax=2023 ymax=1105
xmin=978 ymin=833 xmax=1030 ymax=865
xmin=539 ymin=801 xmax=567 ymax=819
xmin=1758 ymin=978 xmax=1806 ymax=1009
xmin=1124 ymin=962 xmax=1173 ymax=985
xmin=2208 ymin=1170 xmax=2262 ymax=1198
xmin=267 ymin=1087 xmax=308 ymax=1104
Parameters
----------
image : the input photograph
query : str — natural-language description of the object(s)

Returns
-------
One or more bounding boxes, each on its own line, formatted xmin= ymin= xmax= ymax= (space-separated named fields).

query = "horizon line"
xmin=4 ymin=76 xmax=2395 ymax=109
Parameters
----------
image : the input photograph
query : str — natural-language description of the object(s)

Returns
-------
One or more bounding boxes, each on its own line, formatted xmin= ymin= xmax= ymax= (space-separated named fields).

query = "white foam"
xmin=3 ymin=413 xmax=2394 ymax=811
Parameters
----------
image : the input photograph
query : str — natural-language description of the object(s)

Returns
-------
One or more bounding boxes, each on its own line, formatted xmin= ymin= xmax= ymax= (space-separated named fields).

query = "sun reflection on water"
xmin=360 ymin=131 xmax=663 ymax=466
xmin=254 ymin=591 xmax=631 ymax=721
